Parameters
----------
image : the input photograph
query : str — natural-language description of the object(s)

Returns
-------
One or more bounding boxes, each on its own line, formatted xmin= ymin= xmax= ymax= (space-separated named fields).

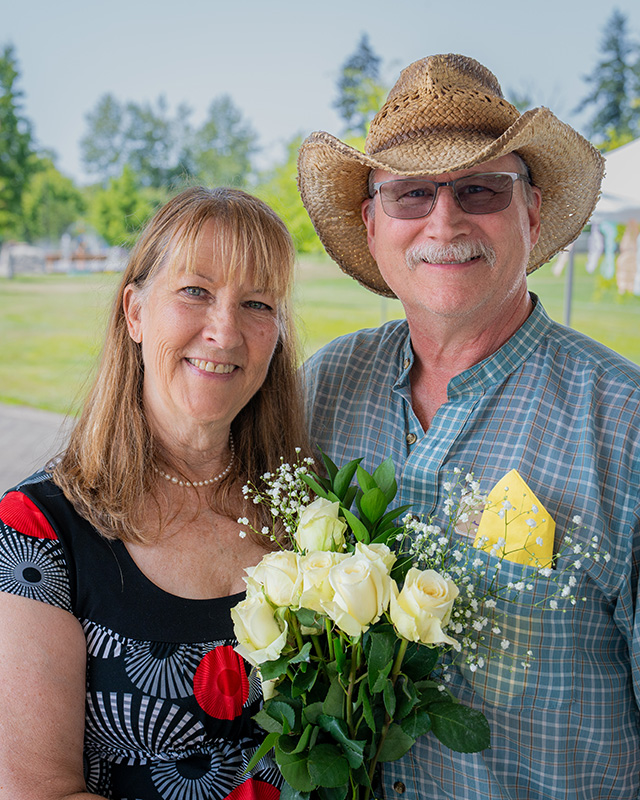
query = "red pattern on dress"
xmin=193 ymin=645 xmax=250 ymax=719
xmin=0 ymin=492 xmax=57 ymax=540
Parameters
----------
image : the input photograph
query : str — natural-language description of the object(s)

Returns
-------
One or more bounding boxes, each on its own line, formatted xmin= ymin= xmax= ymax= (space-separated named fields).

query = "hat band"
xmin=370 ymin=125 xmax=510 ymax=157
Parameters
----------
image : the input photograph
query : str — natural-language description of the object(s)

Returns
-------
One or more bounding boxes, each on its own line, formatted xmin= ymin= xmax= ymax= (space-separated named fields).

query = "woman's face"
xmin=123 ymin=222 xmax=281 ymax=439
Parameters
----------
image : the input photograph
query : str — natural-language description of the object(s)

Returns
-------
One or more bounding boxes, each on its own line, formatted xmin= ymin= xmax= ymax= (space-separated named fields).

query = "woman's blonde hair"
xmin=53 ymin=186 xmax=308 ymax=542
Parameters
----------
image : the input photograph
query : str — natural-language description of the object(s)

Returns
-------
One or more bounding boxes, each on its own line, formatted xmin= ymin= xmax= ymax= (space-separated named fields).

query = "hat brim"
xmin=298 ymin=107 xmax=605 ymax=297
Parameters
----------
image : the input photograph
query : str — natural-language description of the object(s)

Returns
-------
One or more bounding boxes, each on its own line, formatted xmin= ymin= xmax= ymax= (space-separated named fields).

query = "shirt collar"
xmin=393 ymin=293 xmax=553 ymax=396
xmin=448 ymin=293 xmax=553 ymax=396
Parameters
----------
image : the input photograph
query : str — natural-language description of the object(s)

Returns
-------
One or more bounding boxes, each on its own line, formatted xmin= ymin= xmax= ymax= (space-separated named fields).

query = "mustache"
xmin=405 ymin=241 xmax=496 ymax=269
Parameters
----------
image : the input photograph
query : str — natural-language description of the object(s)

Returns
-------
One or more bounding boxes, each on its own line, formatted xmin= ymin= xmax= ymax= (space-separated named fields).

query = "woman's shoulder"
xmin=0 ymin=469 xmax=76 ymax=613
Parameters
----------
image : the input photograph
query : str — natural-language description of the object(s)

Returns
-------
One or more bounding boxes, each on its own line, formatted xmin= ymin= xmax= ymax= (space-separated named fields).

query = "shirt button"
xmin=403 ymin=357 xmax=411 ymax=369
xmin=406 ymin=433 xmax=417 ymax=445
xmin=393 ymin=781 xmax=406 ymax=794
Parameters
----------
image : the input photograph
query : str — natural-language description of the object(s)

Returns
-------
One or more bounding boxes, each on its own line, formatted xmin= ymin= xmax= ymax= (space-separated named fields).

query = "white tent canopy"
xmin=591 ymin=137 xmax=640 ymax=222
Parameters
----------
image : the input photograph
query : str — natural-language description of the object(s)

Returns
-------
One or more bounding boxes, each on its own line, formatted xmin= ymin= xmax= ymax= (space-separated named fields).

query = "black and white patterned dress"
xmin=0 ymin=470 xmax=280 ymax=800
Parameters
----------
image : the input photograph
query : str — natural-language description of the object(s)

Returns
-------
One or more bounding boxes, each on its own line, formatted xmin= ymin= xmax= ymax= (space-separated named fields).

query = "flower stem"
xmin=365 ymin=639 xmax=410 ymax=798
xmin=325 ymin=617 xmax=334 ymax=661
xmin=346 ymin=640 xmax=361 ymax=737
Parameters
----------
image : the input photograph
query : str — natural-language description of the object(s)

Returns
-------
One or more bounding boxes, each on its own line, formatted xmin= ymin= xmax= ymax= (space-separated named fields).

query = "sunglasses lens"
xmin=454 ymin=173 xmax=515 ymax=214
xmin=378 ymin=179 xmax=437 ymax=219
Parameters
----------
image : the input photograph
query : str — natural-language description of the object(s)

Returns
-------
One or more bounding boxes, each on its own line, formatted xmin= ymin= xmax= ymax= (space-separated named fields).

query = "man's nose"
xmin=421 ymin=184 xmax=470 ymax=235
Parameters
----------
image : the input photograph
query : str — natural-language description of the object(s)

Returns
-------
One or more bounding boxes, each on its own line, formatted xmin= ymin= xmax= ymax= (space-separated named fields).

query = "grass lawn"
xmin=1 ymin=254 xmax=639 ymax=414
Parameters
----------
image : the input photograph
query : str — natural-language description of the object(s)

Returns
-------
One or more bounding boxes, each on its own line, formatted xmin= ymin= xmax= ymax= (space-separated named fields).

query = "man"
xmin=298 ymin=54 xmax=640 ymax=799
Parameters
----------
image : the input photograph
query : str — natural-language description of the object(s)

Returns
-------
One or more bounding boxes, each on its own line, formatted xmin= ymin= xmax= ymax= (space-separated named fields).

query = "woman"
xmin=0 ymin=187 xmax=307 ymax=800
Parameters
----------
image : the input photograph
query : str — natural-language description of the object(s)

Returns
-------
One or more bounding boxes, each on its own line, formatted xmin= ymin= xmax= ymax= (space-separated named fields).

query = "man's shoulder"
xmin=304 ymin=318 xmax=408 ymax=375
xmin=544 ymin=318 xmax=640 ymax=390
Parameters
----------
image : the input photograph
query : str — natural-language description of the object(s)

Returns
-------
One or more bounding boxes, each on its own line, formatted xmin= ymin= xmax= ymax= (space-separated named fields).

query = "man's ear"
xmin=122 ymin=284 xmax=143 ymax=343
xmin=361 ymin=197 xmax=377 ymax=259
xmin=528 ymin=186 xmax=542 ymax=247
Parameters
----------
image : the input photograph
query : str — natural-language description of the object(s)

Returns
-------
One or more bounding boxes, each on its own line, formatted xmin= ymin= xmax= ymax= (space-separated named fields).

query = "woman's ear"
xmin=123 ymin=284 xmax=143 ymax=343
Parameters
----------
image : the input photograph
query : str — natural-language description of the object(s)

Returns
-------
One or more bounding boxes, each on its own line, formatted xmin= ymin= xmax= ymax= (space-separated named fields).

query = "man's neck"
xmin=407 ymin=291 xmax=533 ymax=430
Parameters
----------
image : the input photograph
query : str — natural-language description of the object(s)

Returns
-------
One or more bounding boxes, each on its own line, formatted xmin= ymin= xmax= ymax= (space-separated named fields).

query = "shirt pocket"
xmin=455 ymin=550 xmax=576 ymax=710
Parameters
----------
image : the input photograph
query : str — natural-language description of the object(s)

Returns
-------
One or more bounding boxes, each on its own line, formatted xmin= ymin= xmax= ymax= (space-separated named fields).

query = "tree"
xmin=255 ymin=135 xmax=323 ymax=254
xmin=79 ymin=93 xmax=126 ymax=182
xmin=0 ymin=44 xmax=36 ymax=239
xmin=334 ymin=34 xmax=387 ymax=137
xmin=187 ymin=95 xmax=258 ymax=188
xmin=124 ymin=96 xmax=192 ymax=188
xmin=20 ymin=156 xmax=85 ymax=243
xmin=81 ymin=94 xmax=191 ymax=188
xmin=81 ymin=92 xmax=257 ymax=190
xmin=89 ymin=165 xmax=158 ymax=247
xmin=575 ymin=9 xmax=640 ymax=148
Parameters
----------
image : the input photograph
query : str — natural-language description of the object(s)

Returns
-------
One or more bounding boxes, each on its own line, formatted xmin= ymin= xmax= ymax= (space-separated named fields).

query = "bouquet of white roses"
xmin=230 ymin=453 xmax=602 ymax=800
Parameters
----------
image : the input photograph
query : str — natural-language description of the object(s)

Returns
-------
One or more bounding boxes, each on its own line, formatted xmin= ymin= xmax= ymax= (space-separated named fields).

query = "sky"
xmin=4 ymin=0 xmax=639 ymax=184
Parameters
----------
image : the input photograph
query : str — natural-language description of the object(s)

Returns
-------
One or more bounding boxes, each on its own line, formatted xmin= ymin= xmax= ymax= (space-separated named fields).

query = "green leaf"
xmin=377 ymin=723 xmax=416 ymax=762
xmin=334 ymin=635 xmax=347 ymax=676
xmin=317 ymin=785 xmax=348 ymax=800
xmin=302 ymin=701 xmax=324 ymax=725
xmin=373 ymin=503 xmax=413 ymax=533
xmin=275 ymin=740 xmax=314 ymax=792
xmin=267 ymin=699 xmax=299 ymax=734
xmin=394 ymin=674 xmax=419 ymax=720
xmin=280 ymin=784 xmax=311 ymax=800
xmin=402 ymin=642 xmax=440 ymax=681
xmin=308 ymin=743 xmax=350 ymax=787
xmin=300 ymin=472 xmax=330 ymax=500
xmin=429 ymin=702 xmax=491 ymax=753
xmin=400 ymin=708 xmax=432 ymax=739
xmin=341 ymin=507 xmax=370 ymax=544
xmin=322 ymin=674 xmax=346 ymax=719
xmin=290 ymin=723 xmax=314 ymax=754
xmin=289 ymin=642 xmax=313 ymax=665
xmin=389 ymin=554 xmax=415 ymax=584
xmin=383 ymin=679 xmax=396 ymax=717
xmin=254 ymin=707 xmax=285 ymax=734
xmin=342 ymin=485 xmax=358 ymax=512
xmin=244 ymin=731 xmax=279 ymax=772
xmin=358 ymin=680 xmax=376 ymax=733
xmin=316 ymin=714 xmax=366 ymax=768
xmin=292 ymin=664 xmax=319 ymax=698
xmin=319 ymin=449 xmax=339 ymax=482
xmin=356 ymin=464 xmax=377 ymax=493
xmin=295 ymin=607 xmax=322 ymax=628
xmin=366 ymin=630 xmax=395 ymax=692
xmin=416 ymin=681 xmax=452 ymax=709
xmin=260 ymin=654 xmax=290 ymax=681
xmin=359 ymin=487 xmax=388 ymax=524
xmin=333 ymin=458 xmax=362 ymax=500
xmin=372 ymin=457 xmax=398 ymax=503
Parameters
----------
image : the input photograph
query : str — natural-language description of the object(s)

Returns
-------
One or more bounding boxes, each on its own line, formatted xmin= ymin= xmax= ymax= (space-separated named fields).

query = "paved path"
xmin=0 ymin=404 xmax=71 ymax=490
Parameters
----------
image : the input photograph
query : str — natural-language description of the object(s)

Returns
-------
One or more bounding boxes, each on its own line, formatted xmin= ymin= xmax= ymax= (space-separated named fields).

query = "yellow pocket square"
xmin=473 ymin=469 xmax=555 ymax=568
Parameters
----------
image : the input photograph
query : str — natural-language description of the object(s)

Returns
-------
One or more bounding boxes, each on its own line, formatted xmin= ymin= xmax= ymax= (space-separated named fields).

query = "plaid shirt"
xmin=303 ymin=297 xmax=640 ymax=799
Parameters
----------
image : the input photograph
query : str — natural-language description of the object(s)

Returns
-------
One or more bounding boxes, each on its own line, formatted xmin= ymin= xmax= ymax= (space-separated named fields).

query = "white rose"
xmin=355 ymin=541 xmax=397 ymax=572
xmin=231 ymin=594 xmax=288 ymax=668
xmin=295 ymin=498 xmax=347 ymax=552
xmin=246 ymin=550 xmax=301 ymax=608
xmin=321 ymin=551 xmax=392 ymax=637
xmin=299 ymin=549 xmax=348 ymax=614
xmin=390 ymin=568 xmax=459 ymax=646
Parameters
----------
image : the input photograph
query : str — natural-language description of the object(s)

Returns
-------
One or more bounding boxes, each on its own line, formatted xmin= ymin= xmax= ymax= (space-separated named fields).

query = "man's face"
xmin=361 ymin=154 xmax=542 ymax=325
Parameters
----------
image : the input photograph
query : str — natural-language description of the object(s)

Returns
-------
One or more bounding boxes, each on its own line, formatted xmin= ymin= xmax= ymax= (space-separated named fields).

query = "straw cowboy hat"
xmin=297 ymin=54 xmax=605 ymax=297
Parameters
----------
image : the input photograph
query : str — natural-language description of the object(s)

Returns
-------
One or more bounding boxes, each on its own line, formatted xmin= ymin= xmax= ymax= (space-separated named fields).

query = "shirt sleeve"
xmin=0 ymin=490 xmax=73 ymax=613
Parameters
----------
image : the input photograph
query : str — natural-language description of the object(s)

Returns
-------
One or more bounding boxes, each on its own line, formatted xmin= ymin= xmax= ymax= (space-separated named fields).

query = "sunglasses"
xmin=372 ymin=172 xmax=531 ymax=219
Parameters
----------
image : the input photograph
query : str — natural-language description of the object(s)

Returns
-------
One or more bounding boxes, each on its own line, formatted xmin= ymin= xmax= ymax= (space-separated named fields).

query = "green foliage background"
xmin=0 ymin=254 xmax=638 ymax=415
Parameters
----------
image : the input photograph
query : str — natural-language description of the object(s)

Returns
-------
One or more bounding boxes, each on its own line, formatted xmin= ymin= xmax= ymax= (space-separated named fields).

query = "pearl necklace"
xmin=153 ymin=435 xmax=235 ymax=488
